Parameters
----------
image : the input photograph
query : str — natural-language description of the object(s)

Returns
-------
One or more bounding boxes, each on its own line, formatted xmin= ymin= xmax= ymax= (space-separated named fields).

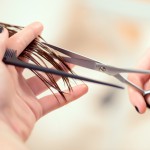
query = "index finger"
xmin=7 ymin=22 xmax=43 ymax=55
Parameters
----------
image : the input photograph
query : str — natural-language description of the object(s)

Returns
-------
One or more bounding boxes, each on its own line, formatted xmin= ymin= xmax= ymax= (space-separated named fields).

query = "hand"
xmin=0 ymin=22 xmax=88 ymax=141
xmin=128 ymin=49 xmax=150 ymax=114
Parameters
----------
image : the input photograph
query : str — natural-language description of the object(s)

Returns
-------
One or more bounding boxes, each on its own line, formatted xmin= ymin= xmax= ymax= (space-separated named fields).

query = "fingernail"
xmin=0 ymin=26 xmax=3 ymax=33
xmin=135 ymin=106 xmax=140 ymax=113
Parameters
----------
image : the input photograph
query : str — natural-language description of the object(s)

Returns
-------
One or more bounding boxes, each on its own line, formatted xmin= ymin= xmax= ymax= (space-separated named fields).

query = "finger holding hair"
xmin=7 ymin=22 xmax=43 ymax=56
xmin=38 ymin=84 xmax=88 ymax=116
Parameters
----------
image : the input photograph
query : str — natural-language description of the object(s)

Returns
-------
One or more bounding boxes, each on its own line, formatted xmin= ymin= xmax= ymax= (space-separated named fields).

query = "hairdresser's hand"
xmin=128 ymin=49 xmax=150 ymax=114
xmin=0 ymin=22 xmax=88 ymax=141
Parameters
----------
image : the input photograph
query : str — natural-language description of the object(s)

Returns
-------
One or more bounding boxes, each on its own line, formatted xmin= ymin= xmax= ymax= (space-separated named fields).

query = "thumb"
xmin=0 ymin=26 xmax=9 ymax=60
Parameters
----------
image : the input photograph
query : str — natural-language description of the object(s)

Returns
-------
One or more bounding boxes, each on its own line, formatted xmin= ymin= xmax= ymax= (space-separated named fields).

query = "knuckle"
xmin=28 ymin=26 xmax=37 ymax=39
xmin=13 ymin=36 xmax=27 ymax=50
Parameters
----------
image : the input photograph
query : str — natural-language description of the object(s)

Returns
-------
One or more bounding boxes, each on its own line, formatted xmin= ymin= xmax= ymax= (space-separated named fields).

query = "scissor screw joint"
xmin=99 ymin=66 xmax=106 ymax=72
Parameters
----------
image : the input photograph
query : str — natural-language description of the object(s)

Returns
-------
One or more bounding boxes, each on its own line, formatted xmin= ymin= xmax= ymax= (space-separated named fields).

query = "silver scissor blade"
xmin=100 ymin=65 xmax=150 ymax=75
xmin=42 ymin=42 xmax=98 ymax=61
xmin=42 ymin=42 xmax=150 ymax=75
xmin=62 ymin=57 xmax=99 ymax=70
xmin=65 ymin=58 xmax=150 ymax=75
xmin=42 ymin=42 xmax=109 ymax=71
xmin=114 ymin=67 xmax=150 ymax=74
xmin=61 ymin=57 xmax=117 ymax=74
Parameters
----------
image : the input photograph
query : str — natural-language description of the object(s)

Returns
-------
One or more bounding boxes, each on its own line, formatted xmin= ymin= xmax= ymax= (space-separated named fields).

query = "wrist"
xmin=0 ymin=107 xmax=34 ymax=141
xmin=0 ymin=120 xmax=28 ymax=150
xmin=0 ymin=119 xmax=19 ymax=138
xmin=0 ymin=110 xmax=25 ymax=141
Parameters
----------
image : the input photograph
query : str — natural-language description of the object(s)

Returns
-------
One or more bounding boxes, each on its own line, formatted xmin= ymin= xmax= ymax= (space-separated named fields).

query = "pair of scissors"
xmin=42 ymin=42 xmax=150 ymax=96
xmin=3 ymin=49 xmax=123 ymax=89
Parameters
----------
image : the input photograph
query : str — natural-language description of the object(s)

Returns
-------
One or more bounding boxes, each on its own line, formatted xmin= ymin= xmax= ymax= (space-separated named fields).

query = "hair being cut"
xmin=0 ymin=22 xmax=73 ymax=101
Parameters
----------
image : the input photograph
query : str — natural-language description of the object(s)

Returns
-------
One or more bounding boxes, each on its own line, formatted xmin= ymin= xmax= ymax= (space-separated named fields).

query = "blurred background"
xmin=1 ymin=0 xmax=150 ymax=149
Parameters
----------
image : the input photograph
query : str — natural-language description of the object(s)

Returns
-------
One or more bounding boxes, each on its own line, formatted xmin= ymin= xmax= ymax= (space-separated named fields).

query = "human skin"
xmin=128 ymin=49 xmax=150 ymax=114
xmin=0 ymin=22 xmax=88 ymax=149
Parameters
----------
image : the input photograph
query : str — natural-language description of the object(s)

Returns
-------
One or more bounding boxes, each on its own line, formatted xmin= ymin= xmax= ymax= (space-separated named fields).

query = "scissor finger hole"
xmin=143 ymin=79 xmax=150 ymax=108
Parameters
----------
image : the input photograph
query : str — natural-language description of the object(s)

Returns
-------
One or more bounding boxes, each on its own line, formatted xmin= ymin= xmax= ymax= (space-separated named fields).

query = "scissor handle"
xmin=114 ymin=74 xmax=150 ymax=96
xmin=143 ymin=90 xmax=150 ymax=96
